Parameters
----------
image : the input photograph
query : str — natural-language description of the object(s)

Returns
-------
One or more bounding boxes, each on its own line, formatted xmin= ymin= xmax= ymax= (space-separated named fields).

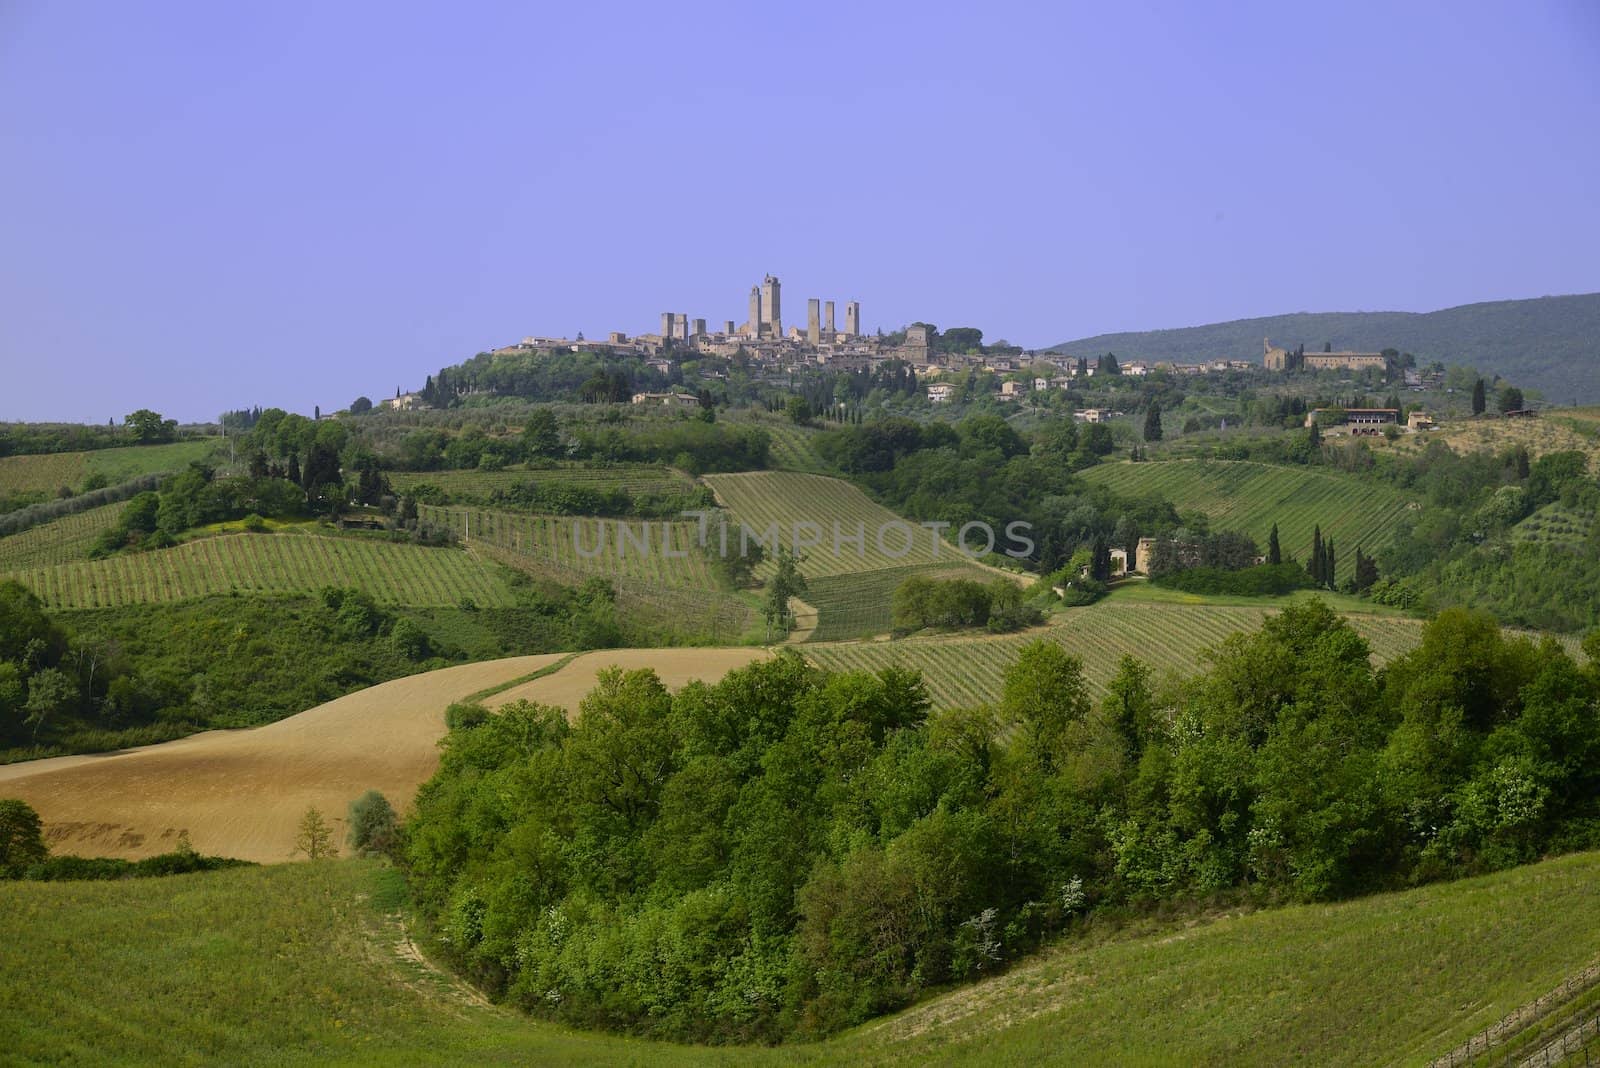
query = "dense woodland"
xmin=403 ymin=603 xmax=1600 ymax=1041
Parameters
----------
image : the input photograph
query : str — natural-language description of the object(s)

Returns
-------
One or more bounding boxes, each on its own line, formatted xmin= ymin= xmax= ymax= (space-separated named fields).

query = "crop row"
xmin=2 ymin=532 xmax=516 ymax=610
xmin=702 ymin=471 xmax=962 ymax=578
xmin=391 ymin=463 xmax=692 ymax=498
xmin=804 ymin=561 xmax=998 ymax=642
xmin=1080 ymin=460 xmax=1412 ymax=580
xmin=418 ymin=505 xmax=718 ymax=589
xmin=0 ymin=501 xmax=128 ymax=570
xmin=805 ymin=602 xmax=1428 ymax=711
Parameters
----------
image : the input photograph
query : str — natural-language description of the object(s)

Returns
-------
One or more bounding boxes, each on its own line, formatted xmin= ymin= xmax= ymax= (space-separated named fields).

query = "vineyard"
xmin=702 ymin=471 xmax=971 ymax=578
xmin=2 ymin=532 xmax=517 ymax=609
xmin=1079 ymin=459 xmax=1413 ymax=582
xmin=391 ymin=462 xmax=696 ymax=498
xmin=469 ymin=539 xmax=760 ymax=645
xmin=805 ymin=601 xmax=1429 ymax=710
xmin=805 ymin=561 xmax=1000 ymax=642
xmin=0 ymin=440 xmax=215 ymax=497
xmin=763 ymin=423 xmax=832 ymax=473
xmin=0 ymin=501 xmax=127 ymax=569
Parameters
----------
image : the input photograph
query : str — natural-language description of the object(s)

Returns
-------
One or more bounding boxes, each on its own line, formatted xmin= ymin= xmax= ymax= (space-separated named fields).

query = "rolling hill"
xmin=0 ymin=649 xmax=768 ymax=863
xmin=1077 ymin=458 xmax=1414 ymax=582
xmin=1049 ymin=293 xmax=1600 ymax=403
xmin=2 ymin=853 xmax=1598 ymax=1064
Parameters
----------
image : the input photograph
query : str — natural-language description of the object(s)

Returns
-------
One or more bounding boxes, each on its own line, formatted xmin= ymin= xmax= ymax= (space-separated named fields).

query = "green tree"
xmin=349 ymin=396 xmax=373 ymax=414
xmin=785 ymin=397 xmax=813 ymax=425
xmin=1267 ymin=522 xmax=1281 ymax=566
xmin=521 ymin=409 xmax=562 ymax=458
xmin=347 ymin=790 xmax=398 ymax=856
xmin=1496 ymin=385 xmax=1525 ymax=414
xmin=763 ymin=549 xmax=808 ymax=641
xmin=1142 ymin=401 xmax=1163 ymax=442
xmin=124 ymin=408 xmax=176 ymax=444
xmin=0 ymin=798 xmax=48 ymax=875
xmin=1000 ymin=640 xmax=1091 ymax=765
xmin=294 ymin=807 xmax=338 ymax=859
xmin=1471 ymin=378 xmax=1487 ymax=415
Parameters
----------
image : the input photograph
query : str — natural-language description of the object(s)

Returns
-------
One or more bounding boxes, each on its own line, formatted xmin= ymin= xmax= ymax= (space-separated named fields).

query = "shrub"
xmin=348 ymin=790 xmax=399 ymax=857
xmin=0 ymin=798 xmax=48 ymax=876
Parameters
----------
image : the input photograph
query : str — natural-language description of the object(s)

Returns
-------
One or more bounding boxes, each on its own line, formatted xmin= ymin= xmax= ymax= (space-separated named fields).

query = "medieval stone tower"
xmin=845 ymin=301 xmax=860 ymax=337
xmin=761 ymin=274 xmax=782 ymax=336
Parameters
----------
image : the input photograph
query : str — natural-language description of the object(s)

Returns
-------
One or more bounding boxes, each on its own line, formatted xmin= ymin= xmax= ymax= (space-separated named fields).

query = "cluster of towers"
xmin=657 ymin=275 xmax=859 ymax=347
xmin=742 ymin=275 xmax=859 ymax=343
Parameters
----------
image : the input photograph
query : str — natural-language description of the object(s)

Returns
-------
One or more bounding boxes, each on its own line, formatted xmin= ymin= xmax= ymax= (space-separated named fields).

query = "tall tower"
xmin=845 ymin=301 xmax=860 ymax=337
xmin=673 ymin=313 xmax=688 ymax=341
xmin=748 ymin=286 xmax=762 ymax=338
xmin=806 ymin=299 xmax=821 ymax=344
xmin=724 ymin=319 xmax=736 ymax=335
xmin=762 ymin=274 xmax=782 ymax=337
xmin=824 ymin=300 xmax=836 ymax=337
xmin=661 ymin=312 xmax=674 ymax=340
xmin=691 ymin=318 xmax=706 ymax=337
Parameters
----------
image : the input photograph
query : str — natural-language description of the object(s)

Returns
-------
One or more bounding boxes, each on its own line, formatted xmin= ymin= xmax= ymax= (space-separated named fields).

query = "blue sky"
xmin=3 ymin=0 xmax=1598 ymax=421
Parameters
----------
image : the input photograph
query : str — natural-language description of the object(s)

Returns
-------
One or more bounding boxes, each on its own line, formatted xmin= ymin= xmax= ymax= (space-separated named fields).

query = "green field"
xmin=763 ymin=423 xmax=832 ymax=473
xmin=1079 ymin=459 xmax=1413 ymax=581
xmin=418 ymin=504 xmax=721 ymax=589
xmin=391 ymin=462 xmax=696 ymax=498
xmin=470 ymin=539 xmax=760 ymax=645
xmin=0 ymin=440 xmax=216 ymax=497
xmin=806 ymin=598 xmax=1427 ymax=709
xmin=703 ymin=471 xmax=975 ymax=578
xmin=2 ymin=532 xmax=518 ymax=609
xmin=2 ymin=853 xmax=1598 ymax=1064
xmin=0 ymin=500 xmax=128 ymax=569
xmin=805 ymin=561 xmax=1000 ymax=642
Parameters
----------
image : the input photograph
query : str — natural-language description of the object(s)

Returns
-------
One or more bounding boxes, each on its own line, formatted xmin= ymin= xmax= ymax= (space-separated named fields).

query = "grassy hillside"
xmin=2 ymin=853 xmax=1598 ymax=1064
xmin=807 ymin=597 xmax=1426 ymax=709
xmin=2 ymin=532 xmax=518 ymax=609
xmin=0 ymin=440 xmax=215 ymax=497
xmin=1049 ymin=292 xmax=1600 ymax=403
xmin=1079 ymin=459 xmax=1412 ymax=581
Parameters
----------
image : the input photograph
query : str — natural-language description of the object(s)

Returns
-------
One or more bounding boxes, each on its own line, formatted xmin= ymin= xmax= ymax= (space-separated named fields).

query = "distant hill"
xmin=1049 ymin=293 xmax=1600 ymax=403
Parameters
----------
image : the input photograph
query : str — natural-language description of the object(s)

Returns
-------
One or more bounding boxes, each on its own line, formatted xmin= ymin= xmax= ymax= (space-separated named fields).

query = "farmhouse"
xmin=928 ymin=383 xmax=956 ymax=404
xmin=1407 ymin=411 xmax=1436 ymax=431
xmin=630 ymin=391 xmax=699 ymax=408
xmin=1075 ymin=408 xmax=1120 ymax=423
xmin=1305 ymin=408 xmax=1400 ymax=429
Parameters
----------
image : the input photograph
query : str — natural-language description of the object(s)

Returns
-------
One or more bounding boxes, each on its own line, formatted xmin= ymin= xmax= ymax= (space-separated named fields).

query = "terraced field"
xmin=391 ymin=462 xmax=695 ymax=498
xmin=0 ymin=440 xmax=215 ymax=497
xmin=1 ymin=532 xmax=517 ymax=609
xmin=806 ymin=601 xmax=1428 ymax=710
xmin=0 ymin=500 xmax=127 ymax=569
xmin=1079 ymin=459 xmax=1413 ymax=582
xmin=806 ymin=561 xmax=1001 ymax=642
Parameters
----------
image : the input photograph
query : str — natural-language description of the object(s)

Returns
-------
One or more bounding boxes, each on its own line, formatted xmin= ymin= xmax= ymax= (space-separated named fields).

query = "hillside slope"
xmin=0 ymin=650 xmax=768 ymax=862
xmin=1049 ymin=293 xmax=1600 ymax=402
xmin=2 ymin=853 xmax=1598 ymax=1064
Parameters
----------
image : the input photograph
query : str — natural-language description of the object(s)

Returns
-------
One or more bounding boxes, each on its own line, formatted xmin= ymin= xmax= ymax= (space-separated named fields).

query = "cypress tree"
xmin=1309 ymin=525 xmax=1323 ymax=583
xmin=1324 ymin=538 xmax=1336 ymax=589
xmin=1472 ymin=378 xmax=1486 ymax=415
xmin=1143 ymin=401 xmax=1164 ymax=442
xmin=1268 ymin=523 xmax=1281 ymax=565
